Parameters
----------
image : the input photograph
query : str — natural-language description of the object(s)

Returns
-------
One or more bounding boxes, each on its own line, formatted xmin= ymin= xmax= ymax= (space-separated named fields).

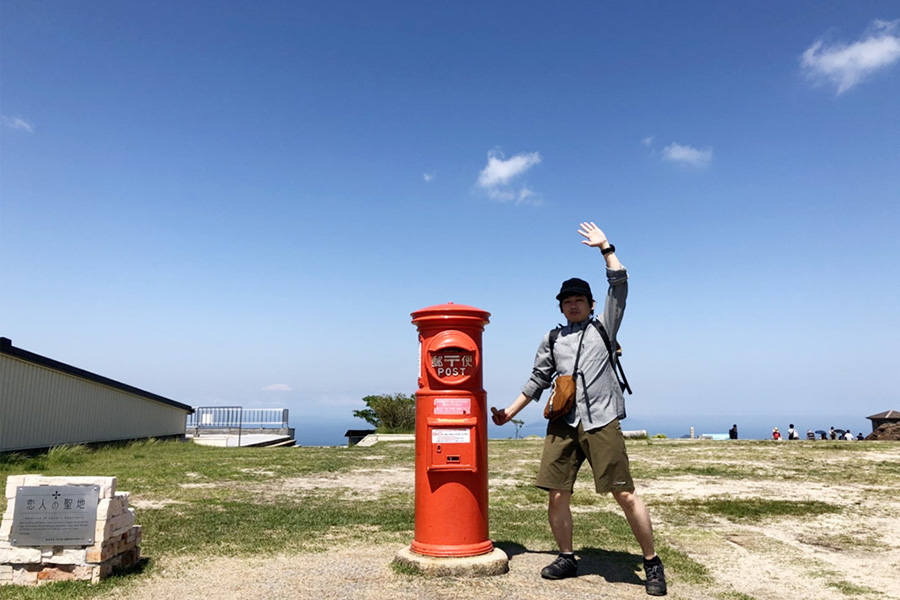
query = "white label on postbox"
xmin=434 ymin=397 xmax=471 ymax=415
xmin=431 ymin=428 xmax=471 ymax=444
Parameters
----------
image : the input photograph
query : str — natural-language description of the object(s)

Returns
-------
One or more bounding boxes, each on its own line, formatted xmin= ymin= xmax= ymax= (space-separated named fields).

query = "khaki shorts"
xmin=535 ymin=418 xmax=635 ymax=494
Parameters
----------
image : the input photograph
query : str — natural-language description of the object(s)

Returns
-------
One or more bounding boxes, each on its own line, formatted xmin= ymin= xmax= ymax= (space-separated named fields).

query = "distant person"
xmin=491 ymin=221 xmax=666 ymax=596
xmin=787 ymin=424 xmax=798 ymax=440
xmin=857 ymin=432 xmax=864 ymax=440
xmin=844 ymin=429 xmax=853 ymax=441
xmin=772 ymin=427 xmax=782 ymax=441
xmin=729 ymin=424 xmax=738 ymax=440
xmin=820 ymin=431 xmax=828 ymax=440
xmin=830 ymin=427 xmax=836 ymax=440
xmin=806 ymin=429 xmax=815 ymax=440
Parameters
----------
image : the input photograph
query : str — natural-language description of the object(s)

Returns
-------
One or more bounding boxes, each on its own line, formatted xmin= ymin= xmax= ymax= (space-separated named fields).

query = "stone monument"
xmin=1 ymin=475 xmax=141 ymax=585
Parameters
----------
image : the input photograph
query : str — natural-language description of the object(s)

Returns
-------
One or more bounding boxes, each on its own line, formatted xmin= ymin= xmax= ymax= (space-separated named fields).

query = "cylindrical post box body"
xmin=410 ymin=303 xmax=492 ymax=557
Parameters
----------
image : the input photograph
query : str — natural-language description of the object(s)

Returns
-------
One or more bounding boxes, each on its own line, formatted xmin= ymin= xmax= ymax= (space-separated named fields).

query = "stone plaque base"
xmin=1 ymin=475 xmax=141 ymax=586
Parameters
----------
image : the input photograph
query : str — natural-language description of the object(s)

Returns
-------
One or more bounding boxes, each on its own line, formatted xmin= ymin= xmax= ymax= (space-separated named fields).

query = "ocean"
xmin=291 ymin=412 xmax=874 ymax=447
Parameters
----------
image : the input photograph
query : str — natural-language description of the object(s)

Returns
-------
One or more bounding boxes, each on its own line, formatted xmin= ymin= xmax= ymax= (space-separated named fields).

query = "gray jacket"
xmin=522 ymin=266 xmax=628 ymax=431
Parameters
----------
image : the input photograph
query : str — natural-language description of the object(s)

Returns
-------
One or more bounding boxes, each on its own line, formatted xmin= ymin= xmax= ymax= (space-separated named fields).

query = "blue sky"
xmin=2 ymin=1 xmax=898 ymax=442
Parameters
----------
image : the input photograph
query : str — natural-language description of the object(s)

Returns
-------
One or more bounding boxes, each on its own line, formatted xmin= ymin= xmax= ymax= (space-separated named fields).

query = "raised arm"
xmin=580 ymin=220 xmax=627 ymax=337
xmin=578 ymin=221 xmax=622 ymax=270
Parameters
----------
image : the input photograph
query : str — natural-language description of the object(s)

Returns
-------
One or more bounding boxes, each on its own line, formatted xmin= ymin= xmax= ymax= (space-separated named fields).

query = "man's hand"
xmin=492 ymin=394 xmax=531 ymax=426
xmin=578 ymin=221 xmax=609 ymax=248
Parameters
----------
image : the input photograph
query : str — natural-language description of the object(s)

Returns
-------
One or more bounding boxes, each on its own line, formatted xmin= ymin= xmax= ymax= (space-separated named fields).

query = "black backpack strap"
xmin=591 ymin=320 xmax=632 ymax=395
xmin=548 ymin=326 xmax=563 ymax=367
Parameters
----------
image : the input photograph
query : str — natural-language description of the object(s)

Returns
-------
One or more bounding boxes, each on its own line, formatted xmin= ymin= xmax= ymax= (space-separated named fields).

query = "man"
xmin=491 ymin=221 xmax=666 ymax=596
xmin=729 ymin=424 xmax=738 ymax=440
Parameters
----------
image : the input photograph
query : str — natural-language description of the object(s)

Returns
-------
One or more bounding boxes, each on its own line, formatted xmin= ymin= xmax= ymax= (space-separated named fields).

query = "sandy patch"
xmin=640 ymin=450 xmax=900 ymax=600
xmin=178 ymin=482 xmax=218 ymax=489
xmin=638 ymin=475 xmax=866 ymax=506
xmin=129 ymin=499 xmax=186 ymax=510
xmin=276 ymin=468 xmax=414 ymax=496
xmin=239 ymin=468 xmax=276 ymax=476
xmin=102 ymin=546 xmax=719 ymax=600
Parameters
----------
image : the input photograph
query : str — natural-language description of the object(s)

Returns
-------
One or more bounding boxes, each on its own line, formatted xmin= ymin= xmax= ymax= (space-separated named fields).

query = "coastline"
xmin=290 ymin=412 xmax=875 ymax=447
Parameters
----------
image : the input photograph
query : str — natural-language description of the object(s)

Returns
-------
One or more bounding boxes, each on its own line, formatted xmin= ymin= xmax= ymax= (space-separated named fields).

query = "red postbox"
xmin=409 ymin=302 xmax=492 ymax=557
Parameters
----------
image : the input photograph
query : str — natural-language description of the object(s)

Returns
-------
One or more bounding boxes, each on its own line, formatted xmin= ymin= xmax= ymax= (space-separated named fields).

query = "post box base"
xmin=393 ymin=546 xmax=509 ymax=577
xmin=409 ymin=538 xmax=494 ymax=557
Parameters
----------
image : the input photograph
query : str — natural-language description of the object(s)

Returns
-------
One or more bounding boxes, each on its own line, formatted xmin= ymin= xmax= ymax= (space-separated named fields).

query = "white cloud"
xmin=1 ymin=115 xmax=34 ymax=133
xmin=423 ymin=172 xmax=434 ymax=182
xmin=262 ymin=383 xmax=292 ymax=392
xmin=662 ymin=142 xmax=713 ymax=168
xmin=478 ymin=149 xmax=541 ymax=188
xmin=485 ymin=185 xmax=541 ymax=206
xmin=477 ymin=149 xmax=542 ymax=205
xmin=801 ymin=19 xmax=900 ymax=94
xmin=642 ymin=136 xmax=654 ymax=147
xmin=486 ymin=189 xmax=515 ymax=202
xmin=516 ymin=186 xmax=536 ymax=204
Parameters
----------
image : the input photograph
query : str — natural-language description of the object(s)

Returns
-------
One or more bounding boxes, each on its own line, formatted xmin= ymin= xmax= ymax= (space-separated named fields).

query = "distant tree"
xmin=511 ymin=419 xmax=525 ymax=439
xmin=353 ymin=393 xmax=416 ymax=433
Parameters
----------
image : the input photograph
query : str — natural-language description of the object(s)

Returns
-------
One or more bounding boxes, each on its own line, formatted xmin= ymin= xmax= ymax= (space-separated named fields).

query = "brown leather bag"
xmin=544 ymin=375 xmax=576 ymax=420
xmin=543 ymin=325 xmax=587 ymax=421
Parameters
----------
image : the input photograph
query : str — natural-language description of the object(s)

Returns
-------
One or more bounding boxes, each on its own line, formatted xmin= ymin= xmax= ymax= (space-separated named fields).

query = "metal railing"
xmin=187 ymin=407 xmax=290 ymax=447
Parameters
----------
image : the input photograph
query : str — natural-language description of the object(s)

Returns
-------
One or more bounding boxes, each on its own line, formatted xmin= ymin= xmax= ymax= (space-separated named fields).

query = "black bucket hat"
xmin=556 ymin=278 xmax=593 ymax=302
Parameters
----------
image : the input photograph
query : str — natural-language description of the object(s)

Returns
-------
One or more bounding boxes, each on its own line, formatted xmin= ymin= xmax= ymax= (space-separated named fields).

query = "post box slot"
xmin=427 ymin=416 xmax=477 ymax=427
xmin=425 ymin=330 xmax=480 ymax=385
xmin=446 ymin=456 xmax=460 ymax=463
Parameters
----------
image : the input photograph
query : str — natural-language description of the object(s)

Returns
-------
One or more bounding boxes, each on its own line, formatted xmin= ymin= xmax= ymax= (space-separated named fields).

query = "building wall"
xmin=870 ymin=418 xmax=900 ymax=432
xmin=1 ymin=354 xmax=189 ymax=452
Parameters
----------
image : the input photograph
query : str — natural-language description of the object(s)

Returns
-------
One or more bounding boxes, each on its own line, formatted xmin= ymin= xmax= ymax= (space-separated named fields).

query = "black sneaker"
xmin=540 ymin=554 xmax=578 ymax=580
xmin=644 ymin=559 xmax=667 ymax=596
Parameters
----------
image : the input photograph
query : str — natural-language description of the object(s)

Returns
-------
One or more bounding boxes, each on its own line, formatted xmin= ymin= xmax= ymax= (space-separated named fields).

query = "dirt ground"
xmin=113 ymin=443 xmax=900 ymax=600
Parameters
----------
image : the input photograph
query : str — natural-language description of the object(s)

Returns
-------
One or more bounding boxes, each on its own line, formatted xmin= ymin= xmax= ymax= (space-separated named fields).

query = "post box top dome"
xmin=411 ymin=302 xmax=491 ymax=324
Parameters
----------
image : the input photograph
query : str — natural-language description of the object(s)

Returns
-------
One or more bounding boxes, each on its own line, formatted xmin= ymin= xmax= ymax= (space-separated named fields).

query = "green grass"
xmin=0 ymin=578 xmax=123 ymax=600
xmin=138 ymin=492 xmax=413 ymax=556
xmin=647 ymin=464 xmax=768 ymax=479
xmin=717 ymin=593 xmax=758 ymax=600
xmin=390 ymin=559 xmax=424 ymax=577
xmin=672 ymin=497 xmax=842 ymax=523
xmin=825 ymin=580 xmax=879 ymax=595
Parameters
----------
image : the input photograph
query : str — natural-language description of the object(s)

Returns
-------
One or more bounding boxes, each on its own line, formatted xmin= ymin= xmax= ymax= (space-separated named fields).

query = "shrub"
xmin=353 ymin=393 xmax=416 ymax=433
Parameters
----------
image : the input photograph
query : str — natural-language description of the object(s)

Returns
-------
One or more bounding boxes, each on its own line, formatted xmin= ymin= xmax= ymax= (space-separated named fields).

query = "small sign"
xmin=11 ymin=486 xmax=100 ymax=547
xmin=434 ymin=397 xmax=471 ymax=415
xmin=431 ymin=428 xmax=471 ymax=444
